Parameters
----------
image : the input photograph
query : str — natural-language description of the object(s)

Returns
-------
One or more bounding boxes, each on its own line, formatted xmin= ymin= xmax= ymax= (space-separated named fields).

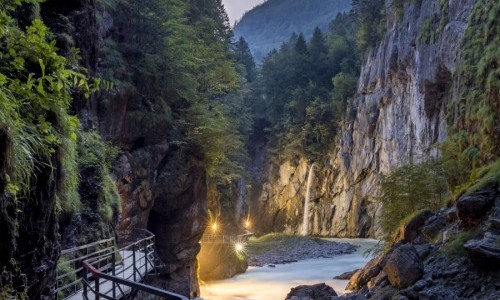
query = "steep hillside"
xmin=233 ymin=0 xmax=351 ymax=61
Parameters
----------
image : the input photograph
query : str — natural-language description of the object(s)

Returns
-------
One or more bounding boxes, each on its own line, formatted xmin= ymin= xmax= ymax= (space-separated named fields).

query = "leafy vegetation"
xmin=0 ymin=1 xmax=102 ymax=213
xmin=379 ymin=159 xmax=449 ymax=237
xmin=233 ymin=0 xmax=351 ymax=61
xmin=99 ymin=0 xmax=251 ymax=185
xmin=78 ymin=131 xmax=120 ymax=222
xmin=352 ymin=0 xmax=386 ymax=56
xmin=442 ymin=0 xmax=500 ymax=196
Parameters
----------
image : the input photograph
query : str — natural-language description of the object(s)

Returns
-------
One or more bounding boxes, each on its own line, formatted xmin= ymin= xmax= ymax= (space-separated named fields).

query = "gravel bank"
xmin=247 ymin=235 xmax=359 ymax=267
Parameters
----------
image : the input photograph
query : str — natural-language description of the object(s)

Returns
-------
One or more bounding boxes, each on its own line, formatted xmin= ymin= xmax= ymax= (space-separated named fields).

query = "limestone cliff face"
xmin=252 ymin=0 xmax=476 ymax=238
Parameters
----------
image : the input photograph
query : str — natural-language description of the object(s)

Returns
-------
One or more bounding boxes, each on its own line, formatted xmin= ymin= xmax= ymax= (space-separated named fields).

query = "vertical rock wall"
xmin=251 ymin=0 xmax=476 ymax=238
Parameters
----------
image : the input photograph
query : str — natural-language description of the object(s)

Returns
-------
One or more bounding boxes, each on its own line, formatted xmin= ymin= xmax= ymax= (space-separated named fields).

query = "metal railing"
xmin=56 ymin=238 xmax=116 ymax=299
xmin=56 ymin=229 xmax=186 ymax=300
xmin=82 ymin=261 xmax=187 ymax=300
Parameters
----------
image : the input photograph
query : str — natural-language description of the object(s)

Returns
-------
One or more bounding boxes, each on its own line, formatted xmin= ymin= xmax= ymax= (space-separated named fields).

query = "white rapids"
xmin=198 ymin=238 xmax=378 ymax=300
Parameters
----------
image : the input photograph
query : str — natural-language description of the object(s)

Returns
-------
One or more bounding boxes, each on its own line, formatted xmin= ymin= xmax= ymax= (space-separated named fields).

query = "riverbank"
xmin=246 ymin=233 xmax=360 ymax=266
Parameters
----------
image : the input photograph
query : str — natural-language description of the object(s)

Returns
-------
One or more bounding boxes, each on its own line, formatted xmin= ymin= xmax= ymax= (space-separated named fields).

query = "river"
xmin=198 ymin=238 xmax=378 ymax=300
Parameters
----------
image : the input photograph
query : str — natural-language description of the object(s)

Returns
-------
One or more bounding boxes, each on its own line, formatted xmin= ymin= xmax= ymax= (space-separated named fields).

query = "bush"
xmin=380 ymin=159 xmax=449 ymax=237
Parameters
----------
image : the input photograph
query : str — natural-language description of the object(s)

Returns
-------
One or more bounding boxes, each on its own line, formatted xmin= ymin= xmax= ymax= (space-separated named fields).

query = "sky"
xmin=222 ymin=0 xmax=267 ymax=26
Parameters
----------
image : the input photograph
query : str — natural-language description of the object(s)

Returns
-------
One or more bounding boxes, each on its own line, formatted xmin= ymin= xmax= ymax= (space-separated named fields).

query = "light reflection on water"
xmin=197 ymin=238 xmax=378 ymax=300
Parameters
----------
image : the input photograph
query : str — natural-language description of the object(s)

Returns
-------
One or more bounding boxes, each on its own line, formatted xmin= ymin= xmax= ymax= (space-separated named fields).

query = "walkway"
xmin=56 ymin=229 xmax=187 ymax=300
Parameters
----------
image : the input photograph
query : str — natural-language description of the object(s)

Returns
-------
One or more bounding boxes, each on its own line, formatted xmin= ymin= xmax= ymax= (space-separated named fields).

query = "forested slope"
xmin=233 ymin=0 xmax=351 ymax=61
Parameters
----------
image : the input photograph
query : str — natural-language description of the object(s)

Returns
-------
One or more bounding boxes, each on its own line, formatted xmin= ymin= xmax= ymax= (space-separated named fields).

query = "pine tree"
xmin=234 ymin=37 xmax=257 ymax=82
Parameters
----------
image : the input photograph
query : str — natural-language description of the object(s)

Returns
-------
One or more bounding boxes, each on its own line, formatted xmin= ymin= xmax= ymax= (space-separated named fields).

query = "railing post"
xmin=144 ymin=238 xmax=148 ymax=273
xmin=95 ymin=274 xmax=100 ymax=300
xmin=112 ymin=251 xmax=116 ymax=298
xmin=132 ymin=243 xmax=137 ymax=282
xmin=83 ymin=267 xmax=88 ymax=298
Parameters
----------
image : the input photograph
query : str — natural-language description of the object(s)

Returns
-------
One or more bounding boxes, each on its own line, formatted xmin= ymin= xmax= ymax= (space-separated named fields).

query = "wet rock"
xmin=383 ymin=244 xmax=423 ymax=288
xmin=285 ymin=283 xmax=337 ymax=300
xmin=334 ymin=269 xmax=359 ymax=280
xmin=464 ymin=232 xmax=500 ymax=270
xmin=457 ymin=189 xmax=496 ymax=227
xmin=347 ymin=256 xmax=383 ymax=290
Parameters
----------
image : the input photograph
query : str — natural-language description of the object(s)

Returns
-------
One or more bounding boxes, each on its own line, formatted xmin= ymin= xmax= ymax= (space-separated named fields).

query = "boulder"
xmin=346 ymin=256 xmax=383 ymax=290
xmin=464 ymin=232 xmax=500 ymax=270
xmin=422 ymin=213 xmax=447 ymax=242
xmin=383 ymin=244 xmax=423 ymax=288
xmin=398 ymin=210 xmax=433 ymax=243
xmin=446 ymin=206 xmax=458 ymax=222
xmin=456 ymin=189 xmax=496 ymax=227
xmin=334 ymin=269 xmax=359 ymax=280
xmin=397 ymin=210 xmax=433 ymax=243
xmin=367 ymin=270 xmax=388 ymax=289
xmin=286 ymin=283 xmax=337 ymax=300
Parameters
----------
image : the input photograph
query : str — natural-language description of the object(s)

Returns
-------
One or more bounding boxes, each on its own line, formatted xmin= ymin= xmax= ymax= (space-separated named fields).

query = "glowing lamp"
xmin=235 ymin=242 xmax=244 ymax=253
xmin=211 ymin=222 xmax=218 ymax=232
xmin=245 ymin=220 xmax=251 ymax=228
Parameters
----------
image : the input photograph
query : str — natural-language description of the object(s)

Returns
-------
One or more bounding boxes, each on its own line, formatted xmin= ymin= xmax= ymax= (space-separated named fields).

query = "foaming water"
xmin=198 ymin=238 xmax=378 ymax=300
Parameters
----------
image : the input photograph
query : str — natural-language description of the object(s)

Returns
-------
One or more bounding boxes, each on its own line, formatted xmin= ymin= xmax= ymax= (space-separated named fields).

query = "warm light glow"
xmin=245 ymin=220 xmax=251 ymax=228
xmin=235 ymin=242 xmax=245 ymax=253
xmin=211 ymin=222 xmax=218 ymax=232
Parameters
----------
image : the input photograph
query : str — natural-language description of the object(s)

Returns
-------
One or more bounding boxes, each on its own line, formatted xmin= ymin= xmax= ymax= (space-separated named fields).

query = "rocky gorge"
xmin=0 ymin=0 xmax=498 ymax=299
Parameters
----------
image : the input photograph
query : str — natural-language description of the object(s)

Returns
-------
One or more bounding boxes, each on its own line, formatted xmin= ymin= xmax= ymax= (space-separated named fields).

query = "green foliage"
xmin=442 ymin=0 xmax=499 ymax=196
xmin=233 ymin=37 xmax=257 ymax=82
xmin=255 ymin=13 xmax=359 ymax=163
xmin=99 ymin=0 xmax=250 ymax=185
xmin=0 ymin=5 xmax=101 ymax=217
xmin=78 ymin=131 xmax=120 ymax=222
xmin=56 ymin=256 xmax=79 ymax=299
xmin=352 ymin=0 xmax=386 ymax=56
xmin=380 ymin=159 xmax=449 ymax=237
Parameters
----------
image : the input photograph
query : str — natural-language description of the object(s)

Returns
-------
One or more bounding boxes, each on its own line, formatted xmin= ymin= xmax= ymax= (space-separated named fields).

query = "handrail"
xmin=57 ymin=228 xmax=177 ymax=300
xmin=61 ymin=238 xmax=115 ymax=255
xmin=82 ymin=262 xmax=188 ymax=300
xmin=56 ymin=237 xmax=116 ymax=299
